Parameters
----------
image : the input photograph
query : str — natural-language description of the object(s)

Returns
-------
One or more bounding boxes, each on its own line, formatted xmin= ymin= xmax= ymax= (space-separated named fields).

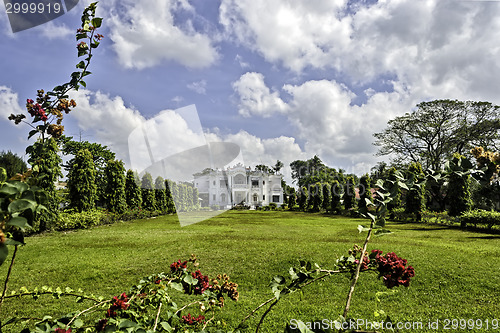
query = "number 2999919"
xmin=5 ymin=2 xmax=62 ymax=14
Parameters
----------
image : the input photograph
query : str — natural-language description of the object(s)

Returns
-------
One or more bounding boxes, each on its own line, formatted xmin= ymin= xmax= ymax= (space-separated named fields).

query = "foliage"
xmin=0 ymin=167 xmax=47 ymax=265
xmin=27 ymin=138 xmax=62 ymax=231
xmin=141 ymin=173 xmax=156 ymax=211
xmin=460 ymin=209 xmax=500 ymax=229
xmin=54 ymin=209 xmax=116 ymax=231
xmin=125 ymin=170 xmax=142 ymax=209
xmin=357 ymin=174 xmax=372 ymax=212
xmin=405 ymin=162 xmax=426 ymax=221
xmin=290 ymin=156 xmax=349 ymax=189
xmin=67 ymin=149 xmax=97 ymax=213
xmin=445 ymin=154 xmax=473 ymax=217
xmin=62 ymin=138 xmax=115 ymax=206
xmin=386 ymin=167 xmax=402 ymax=215
xmin=321 ymin=183 xmax=331 ymax=212
xmin=298 ymin=186 xmax=308 ymax=211
xmin=165 ymin=180 xmax=176 ymax=214
xmin=154 ymin=176 xmax=167 ymax=213
xmin=104 ymin=160 xmax=127 ymax=214
xmin=374 ymin=100 xmax=500 ymax=170
xmin=287 ymin=190 xmax=296 ymax=210
xmin=309 ymin=183 xmax=323 ymax=212
xmin=330 ymin=180 xmax=343 ymax=214
xmin=421 ymin=210 xmax=454 ymax=225
xmin=343 ymin=176 xmax=356 ymax=210
xmin=0 ymin=151 xmax=27 ymax=179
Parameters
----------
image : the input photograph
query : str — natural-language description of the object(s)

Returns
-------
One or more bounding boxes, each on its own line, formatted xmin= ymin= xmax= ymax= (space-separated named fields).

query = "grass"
xmin=1 ymin=210 xmax=500 ymax=332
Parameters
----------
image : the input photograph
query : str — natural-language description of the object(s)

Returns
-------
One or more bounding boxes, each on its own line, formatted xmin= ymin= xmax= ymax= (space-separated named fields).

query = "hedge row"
xmin=460 ymin=209 xmax=500 ymax=229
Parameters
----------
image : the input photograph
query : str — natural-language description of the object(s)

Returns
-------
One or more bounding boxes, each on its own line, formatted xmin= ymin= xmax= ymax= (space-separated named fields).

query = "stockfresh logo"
xmin=3 ymin=0 xmax=79 ymax=33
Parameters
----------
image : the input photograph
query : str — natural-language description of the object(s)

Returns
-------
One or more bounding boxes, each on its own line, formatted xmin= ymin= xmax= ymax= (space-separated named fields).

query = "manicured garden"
xmin=2 ymin=210 xmax=500 ymax=332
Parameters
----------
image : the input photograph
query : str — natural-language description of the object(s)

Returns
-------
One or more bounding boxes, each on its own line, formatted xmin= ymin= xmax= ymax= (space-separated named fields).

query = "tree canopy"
xmin=373 ymin=100 xmax=500 ymax=171
xmin=0 ymin=150 xmax=27 ymax=178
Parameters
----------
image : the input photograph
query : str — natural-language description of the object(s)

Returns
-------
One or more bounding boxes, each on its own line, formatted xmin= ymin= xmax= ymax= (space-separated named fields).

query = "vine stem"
xmin=343 ymin=219 xmax=374 ymax=318
xmin=153 ymin=302 xmax=162 ymax=331
xmin=0 ymin=245 xmax=18 ymax=312
xmin=66 ymin=299 xmax=110 ymax=328
xmin=255 ymin=299 xmax=279 ymax=333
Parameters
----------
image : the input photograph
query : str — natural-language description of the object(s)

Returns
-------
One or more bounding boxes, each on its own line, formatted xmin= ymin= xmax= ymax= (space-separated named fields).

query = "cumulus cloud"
xmin=0 ymin=86 xmax=24 ymax=125
xmin=220 ymin=0 xmax=500 ymax=104
xmin=37 ymin=21 xmax=73 ymax=40
xmin=104 ymin=0 xmax=218 ymax=69
xmin=232 ymin=72 xmax=287 ymax=117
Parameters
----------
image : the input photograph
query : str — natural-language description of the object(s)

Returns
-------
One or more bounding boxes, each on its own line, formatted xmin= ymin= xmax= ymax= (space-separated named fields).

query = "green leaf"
xmin=8 ymin=199 xmax=36 ymax=214
xmin=118 ymin=319 xmax=138 ymax=329
xmin=0 ymin=184 xmax=19 ymax=197
xmin=183 ymin=274 xmax=197 ymax=285
xmin=6 ymin=216 xmax=29 ymax=229
xmin=160 ymin=322 xmax=172 ymax=332
xmin=357 ymin=225 xmax=370 ymax=233
xmin=273 ymin=275 xmax=286 ymax=285
xmin=5 ymin=235 xmax=24 ymax=246
xmin=169 ymin=282 xmax=183 ymax=292
xmin=91 ymin=17 xmax=102 ymax=28
xmin=76 ymin=61 xmax=85 ymax=69
xmin=0 ymin=243 xmax=8 ymax=266
xmin=367 ymin=212 xmax=376 ymax=222
xmin=79 ymin=80 xmax=86 ymax=87
xmin=73 ymin=319 xmax=84 ymax=328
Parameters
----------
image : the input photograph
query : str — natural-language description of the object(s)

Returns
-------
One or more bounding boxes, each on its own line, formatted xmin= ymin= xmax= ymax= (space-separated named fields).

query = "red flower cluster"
xmin=182 ymin=313 xmax=205 ymax=326
xmin=26 ymin=99 xmax=47 ymax=121
xmin=170 ymin=259 xmax=187 ymax=272
xmin=106 ymin=293 xmax=129 ymax=318
xmin=371 ymin=250 xmax=415 ymax=288
xmin=191 ymin=270 xmax=210 ymax=295
xmin=55 ymin=328 xmax=71 ymax=333
xmin=354 ymin=255 xmax=371 ymax=271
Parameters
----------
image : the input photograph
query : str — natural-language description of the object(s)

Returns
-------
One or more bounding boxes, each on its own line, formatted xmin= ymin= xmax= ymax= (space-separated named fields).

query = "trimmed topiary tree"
xmin=104 ymin=159 xmax=126 ymax=214
xmin=343 ymin=176 xmax=356 ymax=210
xmin=331 ymin=180 xmax=343 ymax=214
xmin=298 ymin=186 xmax=308 ymax=211
xmin=67 ymin=148 xmax=96 ymax=213
xmin=125 ymin=170 xmax=142 ymax=209
xmin=165 ymin=180 xmax=176 ymax=214
xmin=357 ymin=174 xmax=372 ymax=212
xmin=141 ymin=172 xmax=156 ymax=211
xmin=322 ymin=183 xmax=331 ymax=212
xmin=154 ymin=176 xmax=167 ymax=213
xmin=405 ymin=162 xmax=426 ymax=221
xmin=446 ymin=154 xmax=473 ymax=217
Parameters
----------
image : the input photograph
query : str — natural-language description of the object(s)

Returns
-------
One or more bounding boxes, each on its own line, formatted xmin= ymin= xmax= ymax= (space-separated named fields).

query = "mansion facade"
xmin=193 ymin=164 xmax=284 ymax=208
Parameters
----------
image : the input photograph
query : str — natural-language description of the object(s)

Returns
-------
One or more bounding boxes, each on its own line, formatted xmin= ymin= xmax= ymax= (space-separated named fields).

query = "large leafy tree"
xmin=374 ymin=100 xmax=500 ymax=171
xmin=0 ymin=151 xmax=27 ymax=179
xmin=290 ymin=155 xmax=343 ymax=188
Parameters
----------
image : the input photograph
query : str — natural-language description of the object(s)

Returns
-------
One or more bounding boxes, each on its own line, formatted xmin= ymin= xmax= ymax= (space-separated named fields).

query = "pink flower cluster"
xmin=106 ymin=293 xmax=129 ymax=318
xmin=26 ymin=99 xmax=47 ymax=121
xmin=54 ymin=328 xmax=71 ymax=333
xmin=191 ymin=270 xmax=210 ymax=295
xmin=170 ymin=259 xmax=187 ymax=273
xmin=182 ymin=313 xmax=205 ymax=326
xmin=371 ymin=250 xmax=415 ymax=288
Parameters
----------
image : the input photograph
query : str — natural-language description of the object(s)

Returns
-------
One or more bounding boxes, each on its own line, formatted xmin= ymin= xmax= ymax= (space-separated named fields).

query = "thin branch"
xmin=255 ymin=299 xmax=279 ymax=333
xmin=67 ymin=300 xmax=110 ymax=328
xmin=2 ymin=291 xmax=103 ymax=303
xmin=343 ymin=220 xmax=374 ymax=318
xmin=0 ymin=245 xmax=19 ymax=312
xmin=153 ymin=302 xmax=162 ymax=331
xmin=174 ymin=301 xmax=200 ymax=316
xmin=239 ymin=296 xmax=276 ymax=327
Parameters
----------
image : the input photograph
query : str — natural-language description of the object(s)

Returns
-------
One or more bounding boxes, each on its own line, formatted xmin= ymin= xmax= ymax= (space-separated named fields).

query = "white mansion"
xmin=193 ymin=164 xmax=284 ymax=208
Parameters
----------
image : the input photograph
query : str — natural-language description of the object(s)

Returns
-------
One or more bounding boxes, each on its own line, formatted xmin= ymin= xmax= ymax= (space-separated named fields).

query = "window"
xmin=213 ymin=194 xmax=216 ymax=201
xmin=220 ymin=180 xmax=227 ymax=187
xmin=263 ymin=195 xmax=265 ymax=200
xmin=213 ymin=181 xmax=216 ymax=185
xmin=272 ymin=195 xmax=280 ymax=203
xmin=252 ymin=180 xmax=259 ymax=187
xmin=253 ymin=194 xmax=258 ymax=202
xmin=263 ymin=181 xmax=265 ymax=185
xmin=221 ymin=193 xmax=226 ymax=203
xmin=234 ymin=174 xmax=246 ymax=184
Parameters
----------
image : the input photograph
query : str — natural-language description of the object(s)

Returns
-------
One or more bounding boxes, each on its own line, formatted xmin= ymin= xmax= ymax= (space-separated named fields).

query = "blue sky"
xmin=1 ymin=0 xmax=500 ymax=183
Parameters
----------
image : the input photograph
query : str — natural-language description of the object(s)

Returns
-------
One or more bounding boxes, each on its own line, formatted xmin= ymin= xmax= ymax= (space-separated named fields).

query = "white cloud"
xmin=104 ymin=0 xmax=218 ymax=69
xmin=37 ymin=21 xmax=73 ymax=40
xmin=0 ymin=86 xmax=24 ymax=125
xmin=232 ymin=72 xmax=287 ymax=117
xmin=187 ymin=80 xmax=207 ymax=94
xmin=220 ymin=0 xmax=500 ymax=104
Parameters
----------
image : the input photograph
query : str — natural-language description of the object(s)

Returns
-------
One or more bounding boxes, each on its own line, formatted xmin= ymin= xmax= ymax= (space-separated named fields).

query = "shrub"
xmin=54 ymin=209 xmax=116 ymax=231
xmin=390 ymin=207 xmax=414 ymax=222
xmin=67 ymin=148 xmax=96 ymax=213
xmin=421 ymin=210 xmax=455 ymax=225
xmin=104 ymin=160 xmax=127 ymax=214
xmin=460 ymin=209 xmax=500 ymax=229
xmin=125 ymin=170 xmax=142 ymax=209
xmin=269 ymin=202 xmax=277 ymax=210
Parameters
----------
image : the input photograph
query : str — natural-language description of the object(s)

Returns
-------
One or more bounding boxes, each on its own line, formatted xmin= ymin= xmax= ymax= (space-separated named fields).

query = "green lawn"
xmin=1 ymin=210 xmax=500 ymax=332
